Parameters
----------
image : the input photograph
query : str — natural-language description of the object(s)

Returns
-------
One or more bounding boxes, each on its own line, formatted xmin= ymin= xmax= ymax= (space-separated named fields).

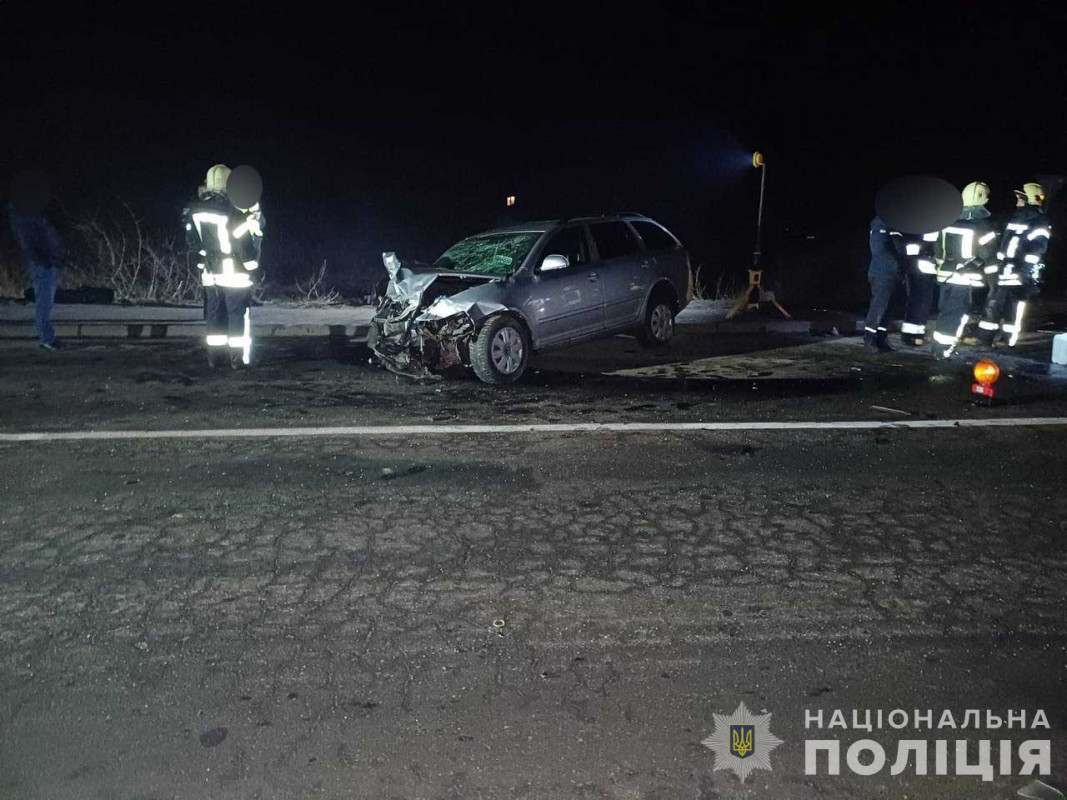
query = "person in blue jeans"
xmin=8 ymin=171 xmax=65 ymax=350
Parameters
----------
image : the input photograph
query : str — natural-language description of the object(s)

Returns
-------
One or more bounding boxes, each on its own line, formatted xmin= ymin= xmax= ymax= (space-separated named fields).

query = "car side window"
xmin=590 ymin=221 xmax=642 ymax=261
xmin=541 ymin=226 xmax=589 ymax=268
xmin=631 ymin=220 xmax=678 ymax=252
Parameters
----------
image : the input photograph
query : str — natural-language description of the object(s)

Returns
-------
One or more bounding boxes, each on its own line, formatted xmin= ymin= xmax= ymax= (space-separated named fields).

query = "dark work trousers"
xmin=864 ymin=271 xmax=902 ymax=335
xmin=205 ymin=285 xmax=253 ymax=363
xmin=964 ymin=277 xmax=993 ymax=339
xmin=902 ymin=270 xmax=936 ymax=337
xmin=933 ymin=283 xmax=974 ymax=352
xmin=978 ymin=284 xmax=1034 ymax=347
xmin=969 ymin=279 xmax=992 ymax=318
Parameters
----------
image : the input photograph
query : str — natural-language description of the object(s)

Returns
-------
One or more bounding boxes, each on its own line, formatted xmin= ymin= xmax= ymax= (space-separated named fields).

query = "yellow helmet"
xmin=1022 ymin=182 xmax=1045 ymax=206
xmin=205 ymin=164 xmax=231 ymax=195
xmin=961 ymin=181 xmax=989 ymax=207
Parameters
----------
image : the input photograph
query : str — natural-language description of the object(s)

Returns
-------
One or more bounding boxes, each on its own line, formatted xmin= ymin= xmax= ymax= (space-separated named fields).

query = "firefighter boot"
xmin=864 ymin=331 xmax=892 ymax=353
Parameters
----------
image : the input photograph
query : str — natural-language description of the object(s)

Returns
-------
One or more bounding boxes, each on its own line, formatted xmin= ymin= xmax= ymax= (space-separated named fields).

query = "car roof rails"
xmin=563 ymin=212 xmax=648 ymax=223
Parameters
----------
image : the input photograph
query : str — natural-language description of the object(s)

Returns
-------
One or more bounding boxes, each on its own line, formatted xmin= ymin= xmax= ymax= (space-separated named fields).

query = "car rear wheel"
xmin=638 ymin=296 xmax=675 ymax=347
xmin=470 ymin=314 xmax=530 ymax=384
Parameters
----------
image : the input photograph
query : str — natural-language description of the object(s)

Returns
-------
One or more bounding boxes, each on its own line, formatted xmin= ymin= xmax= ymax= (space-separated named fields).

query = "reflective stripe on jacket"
xmin=184 ymin=192 xmax=260 ymax=288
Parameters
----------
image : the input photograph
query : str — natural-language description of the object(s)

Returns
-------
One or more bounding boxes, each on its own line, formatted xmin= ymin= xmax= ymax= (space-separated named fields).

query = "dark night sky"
xmin=3 ymin=2 xmax=1066 ymax=288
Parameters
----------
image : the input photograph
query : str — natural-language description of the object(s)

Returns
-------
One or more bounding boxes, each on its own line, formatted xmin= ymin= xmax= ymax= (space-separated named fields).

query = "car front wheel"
xmin=470 ymin=314 xmax=530 ymax=384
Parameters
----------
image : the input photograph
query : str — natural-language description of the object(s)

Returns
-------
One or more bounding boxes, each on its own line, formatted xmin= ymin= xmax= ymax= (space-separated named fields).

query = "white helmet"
xmin=1022 ymin=182 xmax=1046 ymax=206
xmin=205 ymin=164 xmax=231 ymax=195
xmin=961 ymin=181 xmax=989 ymax=207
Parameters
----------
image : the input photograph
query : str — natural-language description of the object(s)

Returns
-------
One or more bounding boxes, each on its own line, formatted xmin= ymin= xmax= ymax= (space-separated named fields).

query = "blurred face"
xmin=226 ymin=165 xmax=263 ymax=211
xmin=875 ymin=175 xmax=962 ymax=234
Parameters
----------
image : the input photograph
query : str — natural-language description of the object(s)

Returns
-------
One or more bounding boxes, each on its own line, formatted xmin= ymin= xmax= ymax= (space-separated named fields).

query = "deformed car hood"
xmin=381 ymin=251 xmax=504 ymax=317
xmin=417 ymin=281 xmax=511 ymax=325
xmin=381 ymin=252 xmax=448 ymax=304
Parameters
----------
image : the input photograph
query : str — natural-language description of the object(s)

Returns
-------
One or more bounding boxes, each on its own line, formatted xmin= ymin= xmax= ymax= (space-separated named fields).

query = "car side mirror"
xmin=540 ymin=254 xmax=569 ymax=272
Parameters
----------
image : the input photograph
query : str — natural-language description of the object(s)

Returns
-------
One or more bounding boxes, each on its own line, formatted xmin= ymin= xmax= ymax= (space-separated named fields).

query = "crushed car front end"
xmin=369 ymin=229 xmax=543 ymax=379
xmin=368 ymin=255 xmax=482 ymax=378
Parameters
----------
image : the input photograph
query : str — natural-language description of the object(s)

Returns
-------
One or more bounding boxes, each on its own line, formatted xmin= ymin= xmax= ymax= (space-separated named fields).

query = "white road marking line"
xmin=2 ymin=417 xmax=1067 ymax=442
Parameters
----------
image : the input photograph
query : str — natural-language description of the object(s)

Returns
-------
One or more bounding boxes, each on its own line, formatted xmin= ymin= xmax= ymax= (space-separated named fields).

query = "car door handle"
xmin=587 ymin=272 xmax=599 ymax=281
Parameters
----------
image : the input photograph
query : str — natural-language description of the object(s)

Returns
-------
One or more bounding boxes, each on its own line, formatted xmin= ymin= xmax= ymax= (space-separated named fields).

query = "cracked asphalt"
xmin=1 ymin=332 xmax=1066 ymax=799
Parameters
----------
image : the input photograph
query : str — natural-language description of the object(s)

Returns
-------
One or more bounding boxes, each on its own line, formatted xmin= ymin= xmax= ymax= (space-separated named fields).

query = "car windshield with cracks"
xmin=433 ymin=232 xmax=542 ymax=277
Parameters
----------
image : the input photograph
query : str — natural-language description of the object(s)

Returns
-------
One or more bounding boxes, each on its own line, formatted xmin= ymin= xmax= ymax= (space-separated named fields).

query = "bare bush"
xmin=293 ymin=260 xmax=341 ymax=306
xmin=711 ymin=271 xmax=741 ymax=302
xmin=691 ymin=263 xmax=741 ymax=301
xmin=0 ymin=257 xmax=24 ymax=299
xmin=691 ymin=264 xmax=709 ymax=300
xmin=142 ymin=238 xmax=201 ymax=305
xmin=70 ymin=205 xmax=202 ymax=305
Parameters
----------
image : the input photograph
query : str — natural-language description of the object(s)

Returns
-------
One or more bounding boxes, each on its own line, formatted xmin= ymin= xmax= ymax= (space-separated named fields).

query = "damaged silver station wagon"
xmin=369 ymin=214 xmax=693 ymax=384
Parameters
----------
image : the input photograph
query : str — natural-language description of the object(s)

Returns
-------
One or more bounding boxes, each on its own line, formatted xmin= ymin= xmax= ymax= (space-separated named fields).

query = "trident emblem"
xmin=730 ymin=724 xmax=755 ymax=759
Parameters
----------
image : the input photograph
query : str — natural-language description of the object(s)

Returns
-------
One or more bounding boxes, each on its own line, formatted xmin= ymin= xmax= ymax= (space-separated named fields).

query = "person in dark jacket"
xmin=865 ymin=215 xmax=910 ymax=351
xmin=8 ymin=171 xmax=65 ymax=350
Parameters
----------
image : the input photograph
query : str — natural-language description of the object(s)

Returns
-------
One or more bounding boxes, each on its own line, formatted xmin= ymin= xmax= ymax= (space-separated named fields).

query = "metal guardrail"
xmin=0 ymin=321 xmax=373 ymax=341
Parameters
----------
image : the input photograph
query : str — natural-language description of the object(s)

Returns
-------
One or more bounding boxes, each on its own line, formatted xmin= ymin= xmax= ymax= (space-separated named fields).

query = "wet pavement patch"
xmin=198 ymin=727 xmax=228 ymax=748
xmin=379 ymin=464 xmax=431 ymax=480
xmin=346 ymin=699 xmax=380 ymax=713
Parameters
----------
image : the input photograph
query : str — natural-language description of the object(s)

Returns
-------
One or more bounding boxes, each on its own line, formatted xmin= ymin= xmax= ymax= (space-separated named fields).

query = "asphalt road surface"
xmin=1 ymin=332 xmax=1065 ymax=799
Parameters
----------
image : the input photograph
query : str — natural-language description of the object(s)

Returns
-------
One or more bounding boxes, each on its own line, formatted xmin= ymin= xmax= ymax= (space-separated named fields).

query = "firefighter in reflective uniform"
xmin=931 ymin=181 xmax=998 ymax=358
xmin=900 ymin=230 xmax=939 ymax=346
xmin=961 ymin=181 xmax=1001 ymax=344
xmin=185 ymin=164 xmax=260 ymax=368
xmin=977 ymin=182 xmax=1051 ymax=347
xmin=864 ymin=215 xmax=909 ymax=352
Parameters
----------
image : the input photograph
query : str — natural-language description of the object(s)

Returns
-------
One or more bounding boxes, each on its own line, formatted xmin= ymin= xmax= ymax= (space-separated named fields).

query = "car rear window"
xmin=590 ymin=221 xmax=642 ymax=261
xmin=631 ymin=220 xmax=678 ymax=252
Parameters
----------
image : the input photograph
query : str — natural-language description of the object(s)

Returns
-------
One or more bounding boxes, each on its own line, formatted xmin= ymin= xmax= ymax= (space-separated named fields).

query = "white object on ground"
xmin=1052 ymin=333 xmax=1067 ymax=365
